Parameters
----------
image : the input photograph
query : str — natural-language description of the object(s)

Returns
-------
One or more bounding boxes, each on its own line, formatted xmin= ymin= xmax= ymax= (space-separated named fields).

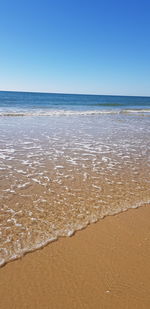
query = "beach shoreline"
xmin=1 ymin=204 xmax=150 ymax=309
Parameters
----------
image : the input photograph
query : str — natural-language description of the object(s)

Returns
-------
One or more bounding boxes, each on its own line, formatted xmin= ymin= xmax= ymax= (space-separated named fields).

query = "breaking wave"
xmin=0 ymin=109 xmax=150 ymax=117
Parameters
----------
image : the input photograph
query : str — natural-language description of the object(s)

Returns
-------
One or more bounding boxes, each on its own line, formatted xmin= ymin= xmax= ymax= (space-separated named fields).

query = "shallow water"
xmin=0 ymin=111 xmax=150 ymax=267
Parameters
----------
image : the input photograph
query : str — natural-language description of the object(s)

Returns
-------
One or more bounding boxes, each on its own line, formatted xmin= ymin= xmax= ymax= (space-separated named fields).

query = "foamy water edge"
xmin=1 ymin=199 xmax=150 ymax=268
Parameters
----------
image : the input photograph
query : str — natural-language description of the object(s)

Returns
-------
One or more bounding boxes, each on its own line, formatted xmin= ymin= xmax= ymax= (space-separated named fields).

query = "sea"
xmin=0 ymin=91 xmax=150 ymax=266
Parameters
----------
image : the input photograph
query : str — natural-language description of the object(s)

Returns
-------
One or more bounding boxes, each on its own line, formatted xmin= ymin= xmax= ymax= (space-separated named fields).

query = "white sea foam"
xmin=0 ymin=108 xmax=150 ymax=117
xmin=0 ymin=154 xmax=7 ymax=159
xmin=17 ymin=182 xmax=31 ymax=189
xmin=0 ymin=198 xmax=150 ymax=268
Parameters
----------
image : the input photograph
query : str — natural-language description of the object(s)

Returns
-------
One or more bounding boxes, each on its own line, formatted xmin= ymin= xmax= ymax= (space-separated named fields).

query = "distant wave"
xmin=0 ymin=109 xmax=150 ymax=117
xmin=121 ymin=109 xmax=150 ymax=113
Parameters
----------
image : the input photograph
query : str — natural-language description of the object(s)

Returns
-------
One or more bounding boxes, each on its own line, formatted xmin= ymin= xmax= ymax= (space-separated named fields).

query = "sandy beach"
xmin=1 ymin=0 xmax=150 ymax=306
xmin=1 ymin=204 xmax=150 ymax=309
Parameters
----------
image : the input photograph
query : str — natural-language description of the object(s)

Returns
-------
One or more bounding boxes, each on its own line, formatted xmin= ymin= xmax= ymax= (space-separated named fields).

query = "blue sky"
xmin=0 ymin=0 xmax=150 ymax=95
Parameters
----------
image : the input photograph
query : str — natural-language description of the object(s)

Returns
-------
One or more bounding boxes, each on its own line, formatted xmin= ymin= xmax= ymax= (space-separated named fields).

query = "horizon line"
xmin=0 ymin=89 xmax=150 ymax=98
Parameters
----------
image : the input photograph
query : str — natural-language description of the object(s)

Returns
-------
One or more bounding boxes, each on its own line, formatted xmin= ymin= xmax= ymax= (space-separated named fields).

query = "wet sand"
xmin=0 ymin=204 xmax=150 ymax=309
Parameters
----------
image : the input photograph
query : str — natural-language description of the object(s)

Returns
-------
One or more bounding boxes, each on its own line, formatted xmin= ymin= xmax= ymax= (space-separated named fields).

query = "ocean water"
xmin=0 ymin=91 xmax=150 ymax=267
xmin=0 ymin=91 xmax=150 ymax=115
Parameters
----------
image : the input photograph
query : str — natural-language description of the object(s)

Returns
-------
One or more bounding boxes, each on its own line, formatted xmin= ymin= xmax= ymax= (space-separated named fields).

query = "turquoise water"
xmin=0 ymin=91 xmax=150 ymax=115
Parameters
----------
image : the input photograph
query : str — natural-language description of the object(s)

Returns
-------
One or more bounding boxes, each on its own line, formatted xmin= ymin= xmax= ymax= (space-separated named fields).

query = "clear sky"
xmin=0 ymin=0 xmax=150 ymax=96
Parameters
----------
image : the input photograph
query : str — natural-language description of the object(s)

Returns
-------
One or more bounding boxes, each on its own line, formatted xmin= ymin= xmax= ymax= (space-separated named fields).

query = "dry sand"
xmin=0 ymin=204 xmax=150 ymax=309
